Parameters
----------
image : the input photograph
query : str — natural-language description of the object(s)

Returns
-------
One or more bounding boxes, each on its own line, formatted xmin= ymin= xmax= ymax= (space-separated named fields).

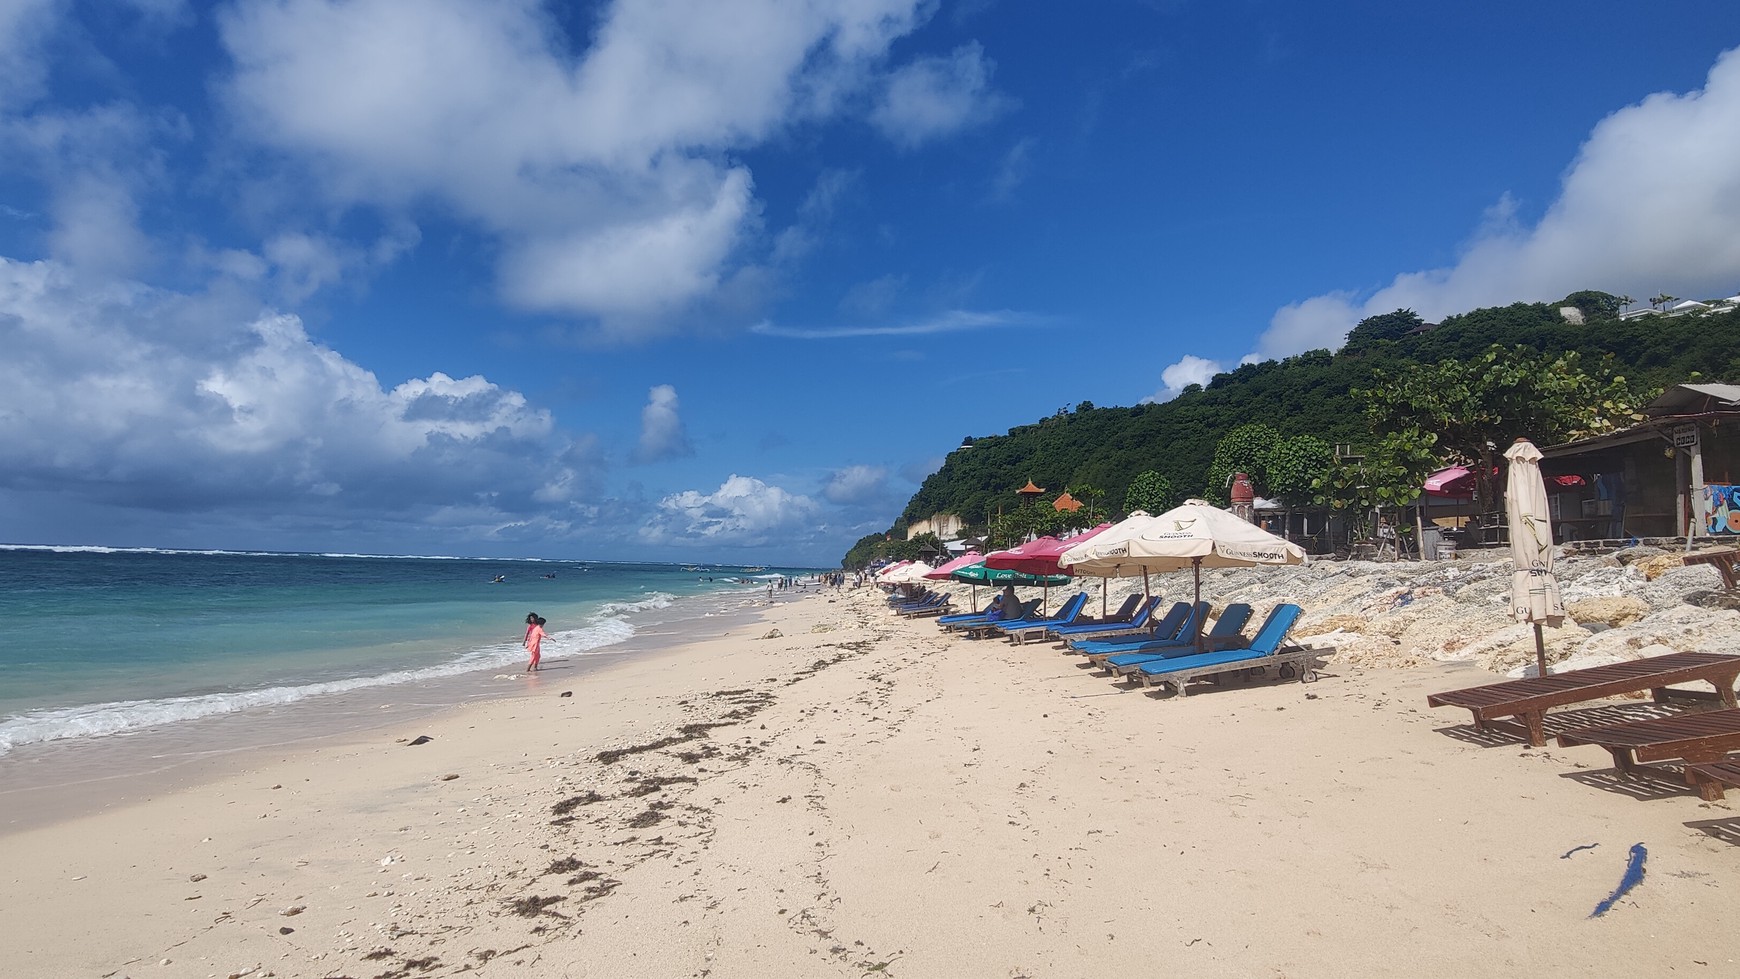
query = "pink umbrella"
xmin=985 ymin=523 xmax=1111 ymax=614
xmin=926 ymin=551 xmax=984 ymax=608
xmin=925 ymin=552 xmax=984 ymax=580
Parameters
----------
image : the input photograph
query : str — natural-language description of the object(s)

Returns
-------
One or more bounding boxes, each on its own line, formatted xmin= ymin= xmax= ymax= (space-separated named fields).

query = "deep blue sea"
xmin=0 ymin=546 xmax=815 ymax=759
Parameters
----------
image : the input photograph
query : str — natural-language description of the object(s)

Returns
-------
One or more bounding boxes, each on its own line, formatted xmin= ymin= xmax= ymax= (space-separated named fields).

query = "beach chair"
xmin=997 ymin=592 xmax=1093 ymax=644
xmin=1098 ymin=603 xmax=1255 ymax=675
xmin=1066 ymin=602 xmax=1200 ymax=656
xmin=1685 ymin=757 xmax=1740 ymax=801
xmin=898 ymin=594 xmax=954 ymax=618
xmin=1049 ymin=596 xmax=1160 ymax=642
xmin=940 ymin=598 xmax=1042 ymax=633
xmin=935 ymin=601 xmax=995 ymax=627
xmin=1133 ymin=604 xmax=1320 ymax=695
xmin=1426 ymin=650 xmax=1740 ymax=747
xmin=1556 ymin=708 xmax=1740 ymax=784
xmin=972 ymin=592 xmax=1089 ymax=640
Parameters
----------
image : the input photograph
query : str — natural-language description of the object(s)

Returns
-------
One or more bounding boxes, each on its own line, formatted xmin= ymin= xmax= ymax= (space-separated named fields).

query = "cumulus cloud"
xmin=631 ymin=384 xmax=694 ymax=464
xmin=1250 ymin=45 xmax=1740 ymax=361
xmin=0 ymin=257 xmax=602 ymax=532
xmin=871 ymin=42 xmax=1012 ymax=148
xmin=641 ymin=474 xmax=820 ymax=547
xmin=213 ymin=0 xmax=961 ymax=334
xmin=821 ymin=464 xmax=888 ymax=505
xmin=1144 ymin=353 xmax=1223 ymax=403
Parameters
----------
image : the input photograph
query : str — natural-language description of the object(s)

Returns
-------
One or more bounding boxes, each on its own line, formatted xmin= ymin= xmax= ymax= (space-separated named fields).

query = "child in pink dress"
xmin=523 ymin=613 xmax=547 ymax=673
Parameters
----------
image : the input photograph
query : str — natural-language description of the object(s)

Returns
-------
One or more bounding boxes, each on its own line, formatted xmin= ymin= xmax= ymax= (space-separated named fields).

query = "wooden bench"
xmin=1426 ymin=651 xmax=1740 ymax=747
xmin=1685 ymin=758 xmax=1740 ymax=802
xmin=1682 ymin=547 xmax=1740 ymax=591
xmin=1556 ymin=709 xmax=1740 ymax=788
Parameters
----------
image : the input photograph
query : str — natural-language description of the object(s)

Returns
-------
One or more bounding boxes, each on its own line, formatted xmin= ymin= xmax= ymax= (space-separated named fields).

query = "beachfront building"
xmin=1540 ymin=382 xmax=1740 ymax=543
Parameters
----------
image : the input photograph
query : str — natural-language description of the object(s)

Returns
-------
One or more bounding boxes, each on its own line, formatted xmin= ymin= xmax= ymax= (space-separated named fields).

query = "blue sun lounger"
xmin=1067 ymin=602 xmax=1202 ymax=657
xmin=1043 ymin=594 xmax=1151 ymax=639
xmin=1132 ymin=604 xmax=1322 ymax=695
xmin=973 ymin=592 xmax=1089 ymax=640
xmin=898 ymin=595 xmax=956 ymax=618
xmin=892 ymin=592 xmax=948 ymax=615
xmin=1097 ymin=603 xmax=1256 ymax=674
xmin=997 ymin=592 xmax=1094 ymax=643
xmin=939 ymin=598 xmax=1042 ymax=632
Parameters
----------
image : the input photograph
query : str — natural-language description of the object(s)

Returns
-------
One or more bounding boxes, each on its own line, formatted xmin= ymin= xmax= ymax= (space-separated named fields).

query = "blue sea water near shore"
xmin=0 ymin=547 xmax=815 ymax=780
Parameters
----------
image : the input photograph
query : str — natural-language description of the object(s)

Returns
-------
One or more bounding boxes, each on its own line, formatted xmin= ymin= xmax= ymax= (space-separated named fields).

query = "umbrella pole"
xmin=1101 ymin=578 xmax=1107 ymax=619
xmin=1142 ymin=571 xmax=1152 ymax=633
xmin=1192 ymin=557 xmax=1203 ymax=651
xmin=1534 ymin=622 xmax=1548 ymax=678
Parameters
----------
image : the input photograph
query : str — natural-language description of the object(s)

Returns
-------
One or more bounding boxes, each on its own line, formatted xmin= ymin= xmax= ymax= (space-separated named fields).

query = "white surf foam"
xmin=0 ymin=611 xmax=640 ymax=756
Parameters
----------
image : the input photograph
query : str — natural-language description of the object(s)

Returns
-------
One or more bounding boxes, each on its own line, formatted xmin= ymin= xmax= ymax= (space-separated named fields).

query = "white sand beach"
xmin=4 ymin=557 xmax=1738 ymax=978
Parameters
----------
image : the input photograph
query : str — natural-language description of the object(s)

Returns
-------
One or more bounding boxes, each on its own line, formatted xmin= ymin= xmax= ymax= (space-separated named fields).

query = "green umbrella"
xmin=949 ymin=562 xmax=1070 ymax=587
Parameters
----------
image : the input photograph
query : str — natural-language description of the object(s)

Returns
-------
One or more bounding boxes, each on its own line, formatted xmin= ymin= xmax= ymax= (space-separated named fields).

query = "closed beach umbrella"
xmin=1504 ymin=437 xmax=1565 ymax=677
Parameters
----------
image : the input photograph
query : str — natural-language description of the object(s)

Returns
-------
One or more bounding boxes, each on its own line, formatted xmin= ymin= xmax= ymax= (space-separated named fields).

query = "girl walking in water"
xmin=524 ymin=612 xmax=547 ymax=673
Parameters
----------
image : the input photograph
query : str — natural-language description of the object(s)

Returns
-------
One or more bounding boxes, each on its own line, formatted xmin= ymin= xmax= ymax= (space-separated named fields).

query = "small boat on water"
xmin=742 ymin=565 xmax=767 ymax=573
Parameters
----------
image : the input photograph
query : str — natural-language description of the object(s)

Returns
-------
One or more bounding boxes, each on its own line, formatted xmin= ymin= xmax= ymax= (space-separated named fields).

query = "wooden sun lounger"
xmin=1556 ymin=708 xmax=1740 ymax=786
xmin=1425 ymin=651 xmax=1740 ymax=747
xmin=1685 ymin=757 xmax=1740 ymax=801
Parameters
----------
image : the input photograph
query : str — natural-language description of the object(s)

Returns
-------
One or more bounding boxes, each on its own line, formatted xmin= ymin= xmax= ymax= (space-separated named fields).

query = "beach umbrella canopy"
xmin=988 ymin=523 xmax=1109 ymax=613
xmin=925 ymin=551 xmax=984 ymax=580
xmin=1057 ymin=511 xmax=1167 ymax=578
xmin=885 ymin=561 xmax=934 ymax=584
xmin=948 ymin=562 xmax=1069 ymax=587
xmin=1062 ymin=500 xmax=1305 ymax=648
xmin=1505 ymin=437 xmax=1565 ymax=677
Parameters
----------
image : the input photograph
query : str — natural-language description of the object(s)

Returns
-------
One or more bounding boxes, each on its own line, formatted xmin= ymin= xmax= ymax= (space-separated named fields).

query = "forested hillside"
xmin=847 ymin=292 xmax=1740 ymax=566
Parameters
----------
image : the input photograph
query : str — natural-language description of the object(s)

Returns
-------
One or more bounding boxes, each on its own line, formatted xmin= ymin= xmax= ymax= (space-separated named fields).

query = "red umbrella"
xmin=985 ymin=523 xmax=1111 ymax=614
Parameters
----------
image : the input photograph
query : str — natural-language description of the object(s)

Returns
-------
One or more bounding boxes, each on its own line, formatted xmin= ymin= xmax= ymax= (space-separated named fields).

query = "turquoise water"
xmin=0 ymin=546 xmax=815 ymax=756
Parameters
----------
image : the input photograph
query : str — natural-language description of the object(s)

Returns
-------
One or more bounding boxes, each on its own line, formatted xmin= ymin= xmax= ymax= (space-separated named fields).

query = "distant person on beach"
xmin=524 ymin=613 xmax=547 ymax=673
xmin=988 ymin=585 xmax=1021 ymax=620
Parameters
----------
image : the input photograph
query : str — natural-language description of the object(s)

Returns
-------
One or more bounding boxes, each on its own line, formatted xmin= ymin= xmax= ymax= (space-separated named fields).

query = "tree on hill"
xmin=1266 ymin=435 xmax=1335 ymax=505
xmin=1560 ymin=290 xmax=1623 ymax=321
xmin=1358 ymin=345 xmax=1647 ymax=509
xmin=1343 ymin=309 xmax=1425 ymax=350
xmin=1123 ymin=470 xmax=1173 ymax=515
xmin=1205 ymin=423 xmax=1281 ymax=503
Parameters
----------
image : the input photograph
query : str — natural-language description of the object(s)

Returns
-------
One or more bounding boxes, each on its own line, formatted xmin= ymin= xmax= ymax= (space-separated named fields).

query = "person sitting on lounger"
xmin=985 ymin=585 xmax=1022 ymax=621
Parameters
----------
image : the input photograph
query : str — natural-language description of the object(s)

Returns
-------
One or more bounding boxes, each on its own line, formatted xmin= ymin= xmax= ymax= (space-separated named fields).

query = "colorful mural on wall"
xmin=1699 ymin=483 xmax=1740 ymax=535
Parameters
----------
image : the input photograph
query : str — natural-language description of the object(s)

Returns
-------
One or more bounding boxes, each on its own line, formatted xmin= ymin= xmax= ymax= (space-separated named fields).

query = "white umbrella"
xmin=1060 ymin=500 xmax=1306 ymax=648
xmin=1504 ymin=437 xmax=1565 ymax=677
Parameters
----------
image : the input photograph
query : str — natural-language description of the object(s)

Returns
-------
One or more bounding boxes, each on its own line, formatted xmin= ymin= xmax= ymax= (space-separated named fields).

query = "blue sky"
xmin=3 ymin=1 xmax=1739 ymax=566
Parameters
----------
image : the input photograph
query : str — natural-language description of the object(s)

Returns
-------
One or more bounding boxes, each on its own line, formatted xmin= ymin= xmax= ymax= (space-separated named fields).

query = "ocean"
xmin=0 ymin=547 xmax=818 ymax=782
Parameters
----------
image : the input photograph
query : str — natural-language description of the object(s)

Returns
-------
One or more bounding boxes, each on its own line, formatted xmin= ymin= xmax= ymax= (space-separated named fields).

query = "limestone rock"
xmin=1564 ymin=596 xmax=1649 ymax=629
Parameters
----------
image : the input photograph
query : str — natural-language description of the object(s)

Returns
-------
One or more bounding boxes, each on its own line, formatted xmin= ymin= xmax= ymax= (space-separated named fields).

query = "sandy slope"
xmin=2 ymin=582 xmax=1736 ymax=979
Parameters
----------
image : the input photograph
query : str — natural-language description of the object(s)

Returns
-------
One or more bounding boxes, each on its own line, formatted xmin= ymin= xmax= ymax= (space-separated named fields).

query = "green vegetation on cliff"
xmin=849 ymin=291 xmax=1740 ymax=567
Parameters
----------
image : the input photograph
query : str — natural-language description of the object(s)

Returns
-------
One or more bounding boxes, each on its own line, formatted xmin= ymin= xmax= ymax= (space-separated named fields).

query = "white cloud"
xmin=214 ymin=0 xmax=954 ymax=334
xmin=751 ymin=307 xmax=1042 ymax=339
xmin=870 ymin=42 xmax=1012 ymax=148
xmin=641 ymin=474 xmax=820 ymax=546
xmin=631 ymin=383 xmax=694 ymax=464
xmin=0 ymin=257 xmax=601 ymax=528
xmin=821 ymin=464 xmax=888 ymax=505
xmin=1253 ymin=45 xmax=1740 ymax=360
xmin=989 ymin=136 xmax=1034 ymax=200
xmin=0 ymin=0 xmax=57 ymax=112
xmin=1144 ymin=353 xmax=1223 ymax=403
